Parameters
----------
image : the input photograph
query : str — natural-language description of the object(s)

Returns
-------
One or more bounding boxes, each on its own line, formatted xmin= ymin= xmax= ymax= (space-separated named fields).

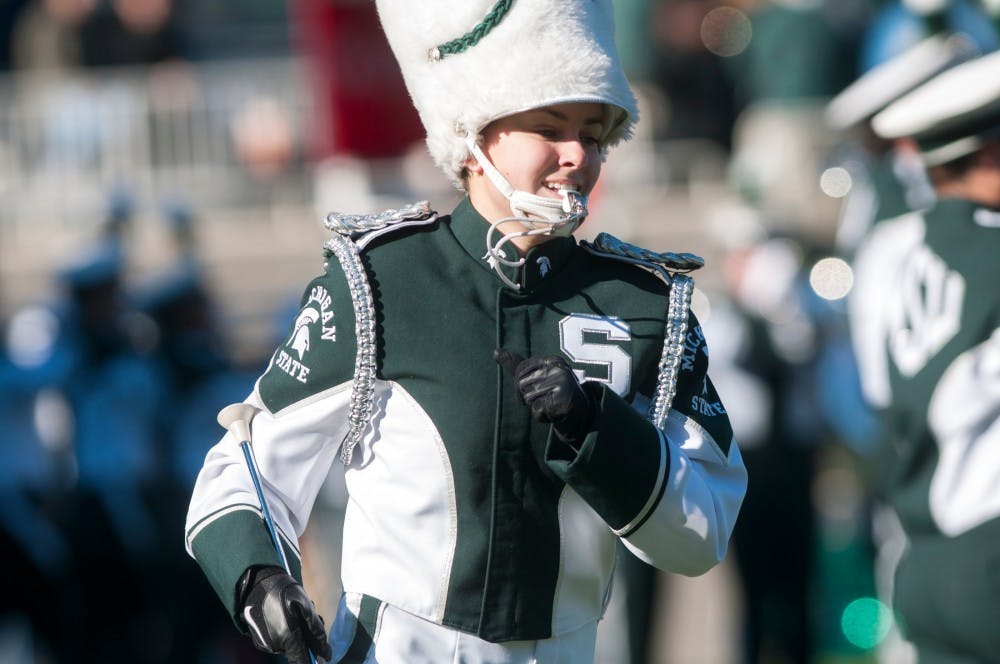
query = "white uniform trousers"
xmin=329 ymin=592 xmax=600 ymax=664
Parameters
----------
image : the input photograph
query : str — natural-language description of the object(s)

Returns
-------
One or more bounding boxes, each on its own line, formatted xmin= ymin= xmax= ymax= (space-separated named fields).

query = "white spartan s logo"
xmin=288 ymin=307 xmax=320 ymax=360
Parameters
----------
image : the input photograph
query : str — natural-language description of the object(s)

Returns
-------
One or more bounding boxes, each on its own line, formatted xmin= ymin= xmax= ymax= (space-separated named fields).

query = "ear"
xmin=463 ymin=152 xmax=484 ymax=176
xmin=982 ymin=141 xmax=1000 ymax=167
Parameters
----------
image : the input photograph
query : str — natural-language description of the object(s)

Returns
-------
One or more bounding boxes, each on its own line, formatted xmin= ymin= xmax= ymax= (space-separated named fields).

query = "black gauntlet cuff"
xmin=237 ymin=565 xmax=286 ymax=615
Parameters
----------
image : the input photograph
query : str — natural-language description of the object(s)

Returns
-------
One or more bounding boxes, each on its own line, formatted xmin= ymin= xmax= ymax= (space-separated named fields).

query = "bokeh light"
xmin=6 ymin=306 xmax=59 ymax=368
xmin=809 ymin=257 xmax=853 ymax=300
xmin=820 ymin=166 xmax=853 ymax=198
xmin=690 ymin=286 xmax=711 ymax=323
xmin=700 ymin=7 xmax=752 ymax=57
xmin=841 ymin=597 xmax=893 ymax=650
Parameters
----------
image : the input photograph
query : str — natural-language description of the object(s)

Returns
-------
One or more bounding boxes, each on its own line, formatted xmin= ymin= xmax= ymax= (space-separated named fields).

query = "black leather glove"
xmin=238 ymin=566 xmax=333 ymax=664
xmin=494 ymin=348 xmax=594 ymax=444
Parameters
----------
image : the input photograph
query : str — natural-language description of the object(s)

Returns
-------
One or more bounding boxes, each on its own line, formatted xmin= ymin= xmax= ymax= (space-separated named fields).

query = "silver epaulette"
xmin=580 ymin=232 xmax=702 ymax=429
xmin=580 ymin=232 xmax=704 ymax=274
xmin=322 ymin=201 xmax=436 ymax=465
xmin=324 ymin=200 xmax=437 ymax=250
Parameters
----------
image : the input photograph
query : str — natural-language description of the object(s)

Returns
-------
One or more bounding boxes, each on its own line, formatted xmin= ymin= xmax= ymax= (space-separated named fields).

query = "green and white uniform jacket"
xmin=850 ymin=198 xmax=1000 ymax=657
xmin=185 ymin=198 xmax=747 ymax=644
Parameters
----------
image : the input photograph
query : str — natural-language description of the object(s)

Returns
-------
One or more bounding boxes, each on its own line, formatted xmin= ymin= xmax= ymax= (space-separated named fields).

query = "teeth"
xmin=546 ymin=183 xmax=580 ymax=192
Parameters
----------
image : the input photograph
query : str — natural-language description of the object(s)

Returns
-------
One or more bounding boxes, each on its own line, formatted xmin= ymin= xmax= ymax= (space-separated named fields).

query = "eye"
xmin=533 ymin=126 xmax=559 ymax=139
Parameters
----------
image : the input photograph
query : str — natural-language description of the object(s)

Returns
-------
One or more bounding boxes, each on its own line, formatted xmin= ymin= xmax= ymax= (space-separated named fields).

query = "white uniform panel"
xmin=340 ymin=381 xmax=459 ymax=624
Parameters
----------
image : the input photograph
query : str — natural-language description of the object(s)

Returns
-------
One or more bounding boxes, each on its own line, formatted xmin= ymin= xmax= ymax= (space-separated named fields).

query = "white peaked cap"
xmin=825 ymin=33 xmax=979 ymax=131
xmin=873 ymin=49 xmax=1000 ymax=166
xmin=903 ymin=0 xmax=949 ymax=15
xmin=375 ymin=0 xmax=639 ymax=188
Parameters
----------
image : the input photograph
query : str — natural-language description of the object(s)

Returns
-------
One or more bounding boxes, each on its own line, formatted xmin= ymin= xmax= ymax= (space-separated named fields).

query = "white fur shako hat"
xmin=375 ymin=0 xmax=639 ymax=188
xmin=873 ymin=49 xmax=1000 ymax=166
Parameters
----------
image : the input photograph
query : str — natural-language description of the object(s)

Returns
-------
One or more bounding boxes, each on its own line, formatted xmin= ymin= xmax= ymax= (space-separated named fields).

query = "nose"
xmin=558 ymin=139 xmax=589 ymax=168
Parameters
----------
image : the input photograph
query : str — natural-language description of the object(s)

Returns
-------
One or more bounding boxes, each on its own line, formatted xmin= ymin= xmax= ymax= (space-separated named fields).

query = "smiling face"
xmin=465 ymin=102 xmax=606 ymax=243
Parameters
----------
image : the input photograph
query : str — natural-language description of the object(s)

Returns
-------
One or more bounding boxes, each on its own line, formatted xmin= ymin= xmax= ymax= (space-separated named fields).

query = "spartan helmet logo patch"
xmin=289 ymin=307 xmax=320 ymax=360
xmin=273 ymin=284 xmax=337 ymax=384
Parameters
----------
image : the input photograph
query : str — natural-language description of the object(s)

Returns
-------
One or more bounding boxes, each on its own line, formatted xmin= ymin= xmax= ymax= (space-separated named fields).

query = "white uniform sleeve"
xmin=184 ymin=381 xmax=354 ymax=557
xmin=927 ymin=327 xmax=1000 ymax=536
xmin=544 ymin=375 xmax=747 ymax=578
xmin=621 ymin=409 xmax=747 ymax=576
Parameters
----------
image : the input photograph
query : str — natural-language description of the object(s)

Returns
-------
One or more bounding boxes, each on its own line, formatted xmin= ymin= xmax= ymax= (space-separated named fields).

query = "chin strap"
xmin=467 ymin=135 xmax=589 ymax=290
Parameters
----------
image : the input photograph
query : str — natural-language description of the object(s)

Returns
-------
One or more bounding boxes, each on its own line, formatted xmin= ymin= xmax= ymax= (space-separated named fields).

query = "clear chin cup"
xmin=467 ymin=136 xmax=589 ymax=290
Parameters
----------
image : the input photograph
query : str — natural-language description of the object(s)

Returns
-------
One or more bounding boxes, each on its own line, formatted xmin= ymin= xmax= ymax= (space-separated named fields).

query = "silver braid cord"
xmin=324 ymin=234 xmax=378 ymax=465
xmin=321 ymin=200 xmax=434 ymax=464
xmin=650 ymin=274 xmax=694 ymax=429
xmin=578 ymin=232 xmax=701 ymax=427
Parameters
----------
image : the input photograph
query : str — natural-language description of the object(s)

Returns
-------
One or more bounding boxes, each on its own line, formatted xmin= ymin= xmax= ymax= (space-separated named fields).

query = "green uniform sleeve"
xmin=544 ymin=382 xmax=666 ymax=533
xmin=189 ymin=508 xmax=303 ymax=628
